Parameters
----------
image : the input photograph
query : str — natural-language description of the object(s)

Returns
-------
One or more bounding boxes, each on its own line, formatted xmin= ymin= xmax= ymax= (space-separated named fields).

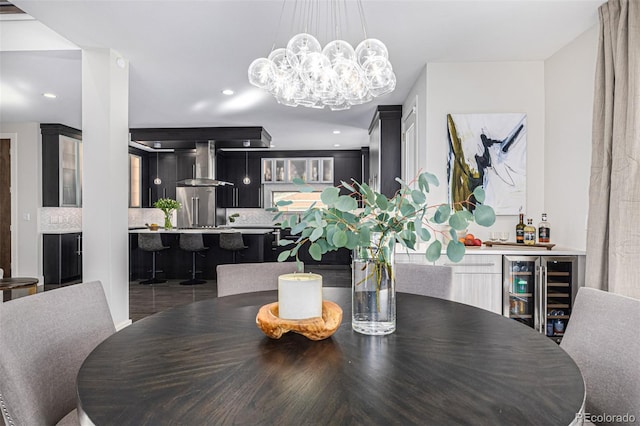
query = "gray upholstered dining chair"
xmin=0 ymin=280 xmax=115 ymax=426
xmin=395 ymin=263 xmax=453 ymax=300
xmin=560 ymin=287 xmax=640 ymax=425
xmin=216 ymin=262 xmax=302 ymax=297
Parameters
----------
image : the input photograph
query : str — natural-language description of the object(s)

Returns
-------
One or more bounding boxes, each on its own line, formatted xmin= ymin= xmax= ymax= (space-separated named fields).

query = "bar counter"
xmin=129 ymin=228 xmax=277 ymax=281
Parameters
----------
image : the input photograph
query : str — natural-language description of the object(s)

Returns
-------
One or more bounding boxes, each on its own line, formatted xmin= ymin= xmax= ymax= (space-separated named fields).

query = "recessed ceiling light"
xmin=43 ymin=93 xmax=57 ymax=99
xmin=222 ymin=89 xmax=234 ymax=96
xmin=270 ymin=143 xmax=275 ymax=148
xmin=332 ymin=130 xmax=341 ymax=134
xmin=333 ymin=143 xmax=341 ymax=148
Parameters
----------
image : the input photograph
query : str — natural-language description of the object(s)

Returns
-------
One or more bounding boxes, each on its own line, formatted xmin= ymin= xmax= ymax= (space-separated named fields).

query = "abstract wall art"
xmin=447 ymin=113 xmax=526 ymax=215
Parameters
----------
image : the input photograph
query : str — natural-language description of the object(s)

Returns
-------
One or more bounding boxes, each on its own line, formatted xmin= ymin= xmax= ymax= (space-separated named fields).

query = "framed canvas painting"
xmin=447 ymin=113 xmax=526 ymax=215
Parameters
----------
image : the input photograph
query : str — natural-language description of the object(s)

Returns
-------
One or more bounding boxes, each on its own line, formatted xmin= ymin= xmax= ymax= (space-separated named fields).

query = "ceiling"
xmin=1 ymin=0 xmax=601 ymax=150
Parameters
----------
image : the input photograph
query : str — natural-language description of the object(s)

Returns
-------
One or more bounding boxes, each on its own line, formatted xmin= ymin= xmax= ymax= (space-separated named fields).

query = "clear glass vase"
xmin=163 ymin=212 xmax=172 ymax=230
xmin=352 ymin=234 xmax=396 ymax=335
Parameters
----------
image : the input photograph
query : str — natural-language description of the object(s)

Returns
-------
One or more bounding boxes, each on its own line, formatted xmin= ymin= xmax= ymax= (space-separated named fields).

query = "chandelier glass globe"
xmin=248 ymin=2 xmax=395 ymax=109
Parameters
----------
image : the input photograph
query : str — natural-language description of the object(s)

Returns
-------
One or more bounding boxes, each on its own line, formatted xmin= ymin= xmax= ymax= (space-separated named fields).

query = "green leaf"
xmin=290 ymin=244 xmax=300 ymax=256
xmin=425 ymin=240 xmax=442 ymax=262
xmin=375 ymin=193 xmax=389 ymax=211
xmin=309 ymin=243 xmax=322 ymax=261
xmin=317 ymin=238 xmax=329 ymax=253
xmin=321 ymin=187 xmax=340 ymax=206
xmin=341 ymin=180 xmax=356 ymax=193
xmin=265 ymin=207 xmax=278 ymax=212
xmin=449 ymin=227 xmax=457 ymax=241
xmin=359 ymin=227 xmax=371 ymax=245
xmin=433 ymin=205 xmax=451 ymax=223
xmin=400 ymin=202 xmax=416 ymax=217
xmin=423 ymin=172 xmax=439 ymax=186
xmin=345 ymin=231 xmax=360 ymax=250
xmin=272 ymin=212 xmax=283 ymax=222
xmin=446 ymin=240 xmax=466 ymax=262
xmin=290 ymin=221 xmax=306 ymax=235
xmin=276 ymin=200 xmax=293 ymax=206
xmin=449 ymin=211 xmax=469 ymax=230
xmin=309 ymin=227 xmax=324 ymax=242
xmin=473 ymin=186 xmax=486 ymax=203
xmin=277 ymin=250 xmax=291 ymax=262
xmin=411 ymin=190 xmax=426 ymax=205
xmin=332 ymin=230 xmax=348 ymax=247
xmin=418 ymin=227 xmax=431 ymax=241
xmin=335 ymin=195 xmax=358 ymax=212
xmin=474 ymin=205 xmax=496 ymax=227
xmin=292 ymin=177 xmax=306 ymax=186
xmin=278 ymin=239 xmax=294 ymax=246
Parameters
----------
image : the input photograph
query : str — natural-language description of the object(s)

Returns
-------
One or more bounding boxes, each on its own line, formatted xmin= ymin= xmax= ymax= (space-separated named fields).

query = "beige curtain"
xmin=587 ymin=0 xmax=640 ymax=299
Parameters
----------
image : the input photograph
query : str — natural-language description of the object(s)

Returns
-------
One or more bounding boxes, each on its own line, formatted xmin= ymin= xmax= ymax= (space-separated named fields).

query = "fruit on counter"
xmin=460 ymin=233 xmax=482 ymax=246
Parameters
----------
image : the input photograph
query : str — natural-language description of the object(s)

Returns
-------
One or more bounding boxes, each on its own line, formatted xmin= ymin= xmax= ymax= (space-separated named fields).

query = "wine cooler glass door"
xmin=503 ymin=256 xmax=540 ymax=329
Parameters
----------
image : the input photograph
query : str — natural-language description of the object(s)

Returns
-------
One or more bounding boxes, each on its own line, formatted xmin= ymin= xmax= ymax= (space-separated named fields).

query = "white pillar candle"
xmin=278 ymin=273 xmax=323 ymax=320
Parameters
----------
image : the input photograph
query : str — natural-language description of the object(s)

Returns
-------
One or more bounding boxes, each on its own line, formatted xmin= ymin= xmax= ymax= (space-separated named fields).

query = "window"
xmin=272 ymin=191 xmax=326 ymax=212
xmin=129 ymin=154 xmax=142 ymax=208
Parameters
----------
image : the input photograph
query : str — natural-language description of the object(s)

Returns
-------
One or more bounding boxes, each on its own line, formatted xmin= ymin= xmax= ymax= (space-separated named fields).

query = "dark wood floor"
xmin=129 ymin=265 xmax=352 ymax=322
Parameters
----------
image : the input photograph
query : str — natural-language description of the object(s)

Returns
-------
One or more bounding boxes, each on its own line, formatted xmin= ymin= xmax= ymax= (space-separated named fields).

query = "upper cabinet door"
xmin=59 ymin=135 xmax=82 ymax=207
xmin=41 ymin=124 xmax=83 ymax=208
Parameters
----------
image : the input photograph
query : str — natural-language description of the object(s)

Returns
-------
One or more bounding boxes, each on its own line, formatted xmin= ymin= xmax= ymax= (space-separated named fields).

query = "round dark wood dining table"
xmin=77 ymin=288 xmax=584 ymax=425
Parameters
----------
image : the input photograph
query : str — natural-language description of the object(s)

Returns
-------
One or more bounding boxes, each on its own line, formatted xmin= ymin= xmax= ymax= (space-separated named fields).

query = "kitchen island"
xmin=129 ymin=228 xmax=276 ymax=281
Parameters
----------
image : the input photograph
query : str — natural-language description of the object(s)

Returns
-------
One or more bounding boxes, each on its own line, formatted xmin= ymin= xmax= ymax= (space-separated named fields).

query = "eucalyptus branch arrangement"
xmin=270 ymin=172 xmax=496 ymax=266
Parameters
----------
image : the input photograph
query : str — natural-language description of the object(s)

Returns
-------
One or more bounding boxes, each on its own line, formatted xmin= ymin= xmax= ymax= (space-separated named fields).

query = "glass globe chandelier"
xmin=248 ymin=0 xmax=395 ymax=110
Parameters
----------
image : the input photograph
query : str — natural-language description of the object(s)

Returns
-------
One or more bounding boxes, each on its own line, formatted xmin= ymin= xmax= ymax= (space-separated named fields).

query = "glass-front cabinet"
xmin=41 ymin=124 xmax=83 ymax=207
xmin=262 ymin=158 xmax=333 ymax=184
xmin=503 ymin=256 xmax=577 ymax=344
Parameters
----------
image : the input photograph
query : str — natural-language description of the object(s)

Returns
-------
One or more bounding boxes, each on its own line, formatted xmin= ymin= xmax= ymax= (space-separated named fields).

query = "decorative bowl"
xmin=256 ymin=300 xmax=342 ymax=341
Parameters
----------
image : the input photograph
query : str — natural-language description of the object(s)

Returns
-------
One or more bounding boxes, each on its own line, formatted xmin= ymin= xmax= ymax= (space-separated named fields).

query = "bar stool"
xmin=179 ymin=233 xmax=209 ymax=285
xmin=219 ymin=232 xmax=247 ymax=264
xmin=138 ymin=233 xmax=170 ymax=284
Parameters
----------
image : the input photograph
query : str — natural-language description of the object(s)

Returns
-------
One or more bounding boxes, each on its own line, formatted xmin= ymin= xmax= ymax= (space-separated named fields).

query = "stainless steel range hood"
xmin=176 ymin=141 xmax=233 ymax=187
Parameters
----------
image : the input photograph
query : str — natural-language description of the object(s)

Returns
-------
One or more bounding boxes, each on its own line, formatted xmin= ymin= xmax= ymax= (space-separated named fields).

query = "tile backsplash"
xmin=128 ymin=208 xmax=168 ymax=228
xmin=225 ymin=208 xmax=277 ymax=226
xmin=39 ymin=207 xmax=82 ymax=232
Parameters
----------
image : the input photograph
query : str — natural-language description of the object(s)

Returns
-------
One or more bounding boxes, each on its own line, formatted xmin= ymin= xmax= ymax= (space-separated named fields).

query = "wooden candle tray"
xmin=484 ymin=241 xmax=556 ymax=250
xmin=256 ymin=300 xmax=343 ymax=341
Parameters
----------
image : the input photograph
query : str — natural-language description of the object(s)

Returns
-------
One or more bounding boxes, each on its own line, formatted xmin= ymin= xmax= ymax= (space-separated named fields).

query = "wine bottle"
xmin=524 ymin=219 xmax=536 ymax=245
xmin=538 ymin=213 xmax=550 ymax=243
xmin=515 ymin=213 xmax=525 ymax=244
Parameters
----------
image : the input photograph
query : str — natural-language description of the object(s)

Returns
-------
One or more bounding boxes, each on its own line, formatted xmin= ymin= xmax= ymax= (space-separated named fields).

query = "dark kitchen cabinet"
xmin=368 ymin=105 xmax=402 ymax=198
xmin=333 ymin=150 xmax=363 ymax=196
xmin=216 ymin=152 xmax=262 ymax=208
xmin=176 ymin=150 xmax=196 ymax=182
xmin=148 ymin=152 xmax=177 ymax=205
xmin=41 ymin=124 xmax=83 ymax=207
xmin=43 ymin=233 xmax=82 ymax=284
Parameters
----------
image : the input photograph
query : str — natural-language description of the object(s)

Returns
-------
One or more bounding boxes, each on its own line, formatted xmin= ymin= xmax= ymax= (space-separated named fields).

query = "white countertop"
xmin=129 ymin=228 xmax=274 ymax=235
xmin=41 ymin=229 xmax=82 ymax=234
xmin=397 ymin=244 xmax=585 ymax=258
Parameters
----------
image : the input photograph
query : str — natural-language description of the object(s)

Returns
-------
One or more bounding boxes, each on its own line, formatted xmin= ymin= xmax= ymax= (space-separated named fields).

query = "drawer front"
xmin=435 ymin=254 xmax=502 ymax=274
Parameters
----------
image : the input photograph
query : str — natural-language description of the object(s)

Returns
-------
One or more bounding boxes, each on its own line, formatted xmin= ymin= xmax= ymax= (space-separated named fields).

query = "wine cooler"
xmin=502 ymin=256 xmax=577 ymax=344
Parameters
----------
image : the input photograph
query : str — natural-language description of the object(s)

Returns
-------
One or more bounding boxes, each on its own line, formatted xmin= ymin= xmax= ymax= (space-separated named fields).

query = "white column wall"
xmin=81 ymin=49 xmax=130 ymax=328
xmin=0 ymin=122 xmax=42 ymax=280
xmin=544 ymin=26 xmax=598 ymax=251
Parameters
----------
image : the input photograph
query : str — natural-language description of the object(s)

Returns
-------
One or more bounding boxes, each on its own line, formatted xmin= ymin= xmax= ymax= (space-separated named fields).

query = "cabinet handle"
xmin=191 ymin=197 xmax=196 ymax=227
xmin=443 ymin=263 xmax=496 ymax=267
xmin=163 ymin=188 xmax=166 ymax=198
xmin=148 ymin=188 xmax=152 ymax=206
xmin=259 ymin=186 xmax=262 ymax=208
xmin=195 ymin=197 xmax=200 ymax=225
xmin=192 ymin=164 xmax=196 ymax=179
xmin=542 ymin=265 xmax=548 ymax=334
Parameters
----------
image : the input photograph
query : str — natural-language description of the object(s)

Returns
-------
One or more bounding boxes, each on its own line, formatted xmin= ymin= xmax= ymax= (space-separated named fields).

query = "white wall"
xmin=424 ymin=61 xmax=546 ymax=242
xmin=0 ymin=122 xmax=42 ymax=280
xmin=544 ymin=26 xmax=598 ymax=251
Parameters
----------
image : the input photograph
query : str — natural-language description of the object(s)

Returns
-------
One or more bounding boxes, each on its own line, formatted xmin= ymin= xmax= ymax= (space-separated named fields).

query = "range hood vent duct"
xmin=176 ymin=141 xmax=233 ymax=187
